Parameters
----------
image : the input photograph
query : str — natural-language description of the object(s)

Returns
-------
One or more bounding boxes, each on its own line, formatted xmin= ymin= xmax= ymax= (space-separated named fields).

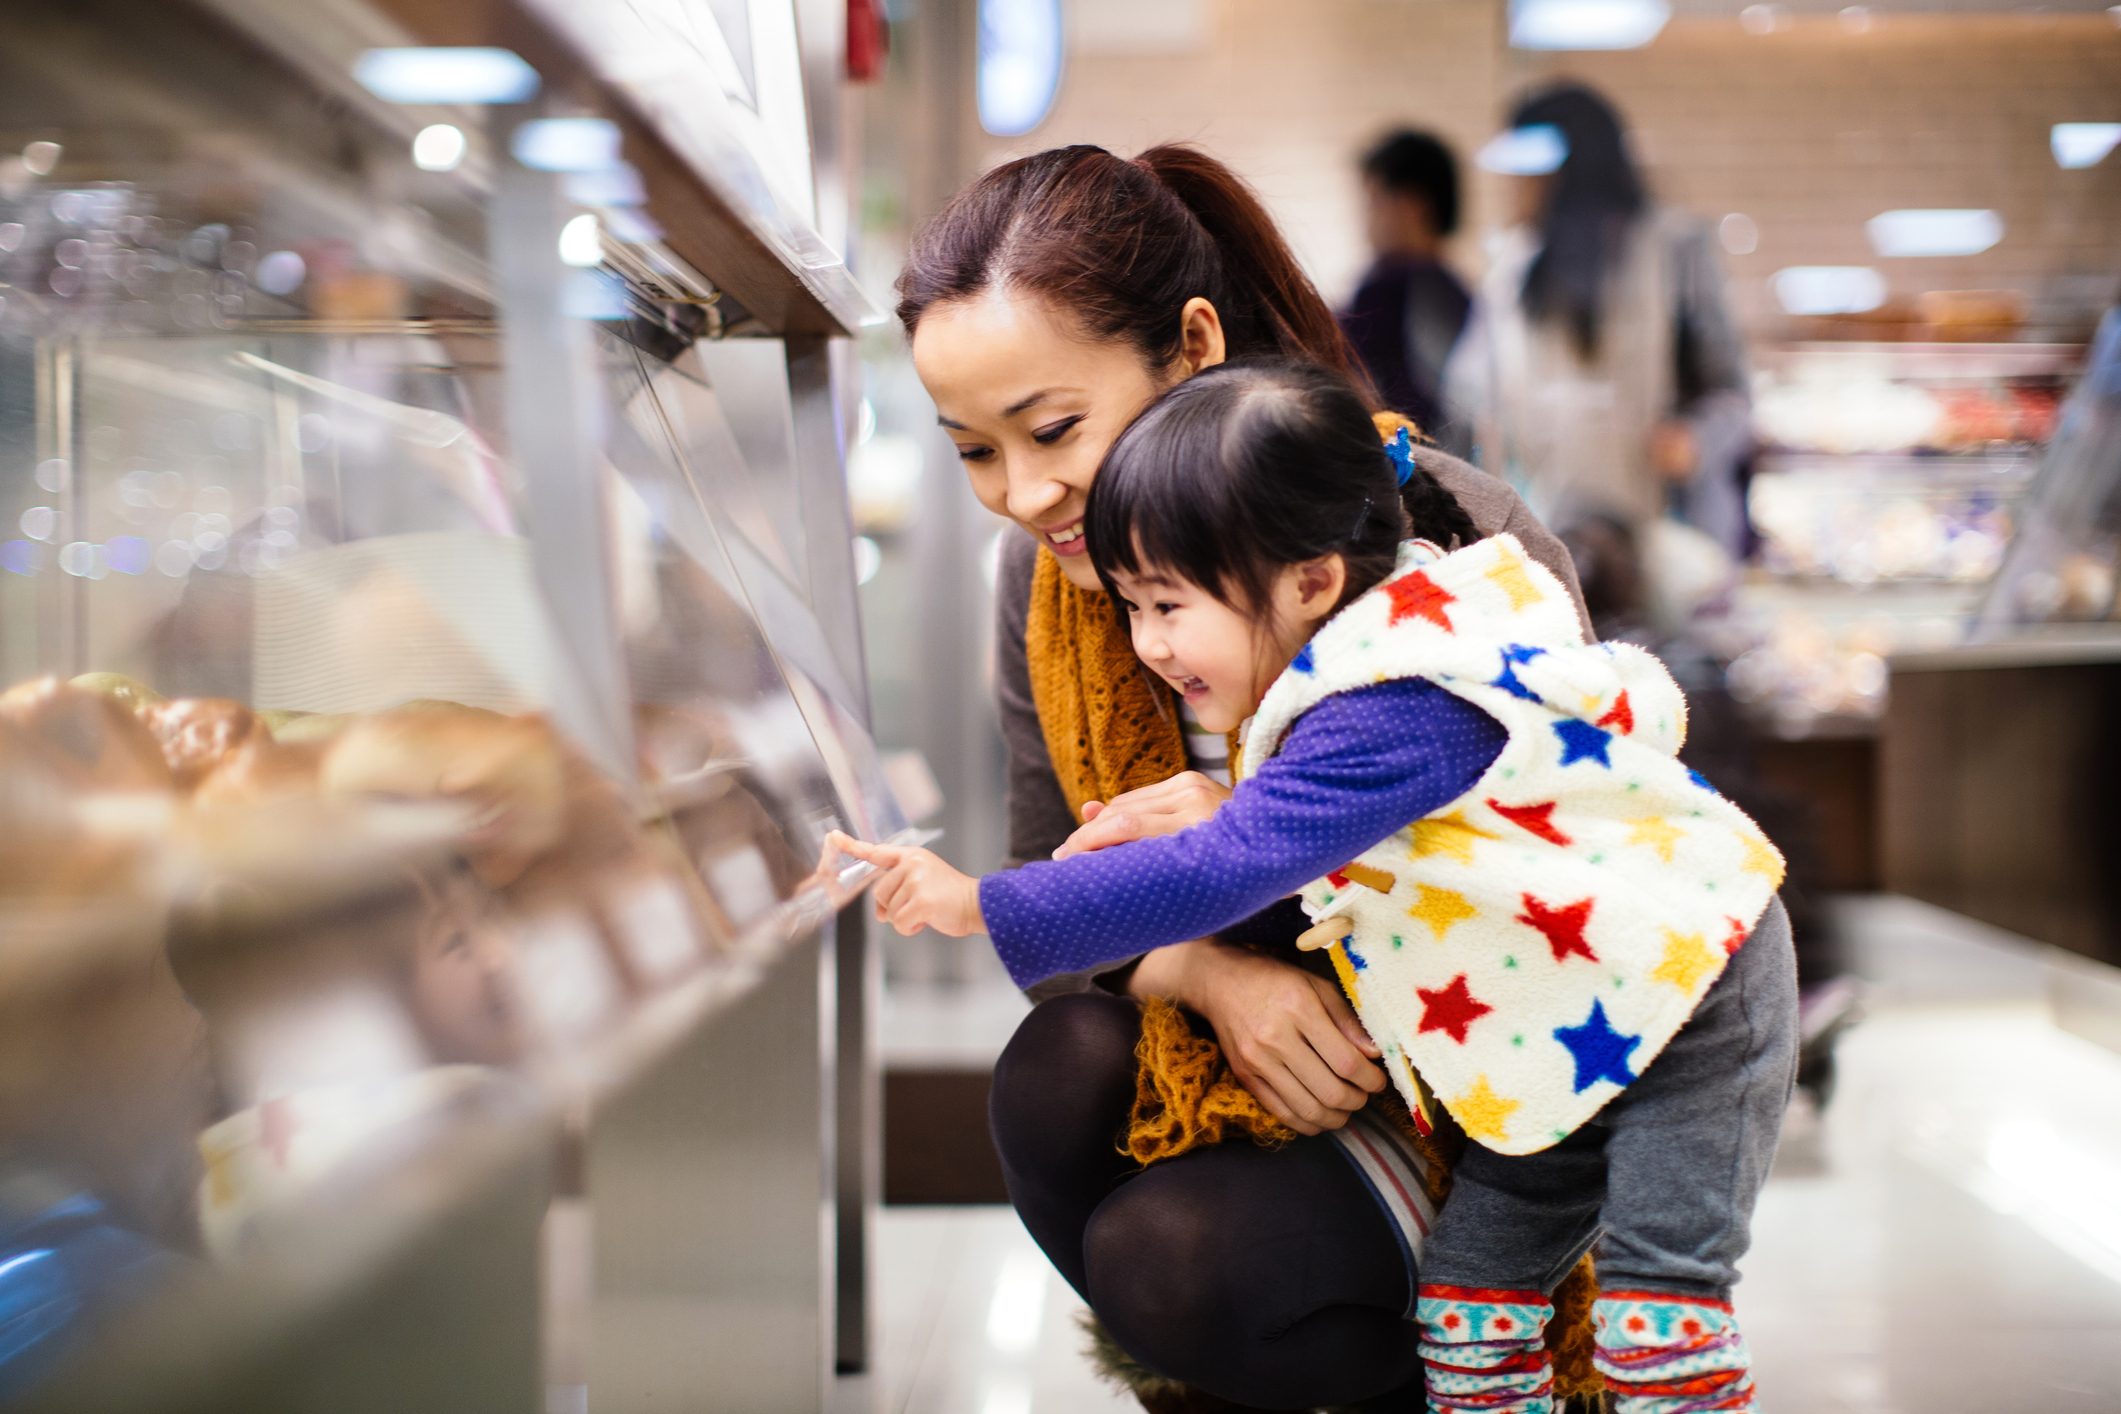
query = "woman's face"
xmin=911 ymin=289 xmax=1219 ymax=591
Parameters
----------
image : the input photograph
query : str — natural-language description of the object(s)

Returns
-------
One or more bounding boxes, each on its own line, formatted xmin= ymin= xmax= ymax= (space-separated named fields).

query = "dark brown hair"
xmin=1088 ymin=361 xmax=1480 ymax=618
xmin=895 ymin=144 xmax=1370 ymax=396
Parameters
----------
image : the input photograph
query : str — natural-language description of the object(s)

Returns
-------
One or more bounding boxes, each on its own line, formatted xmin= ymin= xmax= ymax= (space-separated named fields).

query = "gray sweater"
xmin=992 ymin=446 xmax=1593 ymax=1002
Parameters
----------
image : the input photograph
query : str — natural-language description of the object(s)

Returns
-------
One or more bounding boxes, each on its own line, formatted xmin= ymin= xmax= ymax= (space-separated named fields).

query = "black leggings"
xmin=987 ymin=993 xmax=1425 ymax=1411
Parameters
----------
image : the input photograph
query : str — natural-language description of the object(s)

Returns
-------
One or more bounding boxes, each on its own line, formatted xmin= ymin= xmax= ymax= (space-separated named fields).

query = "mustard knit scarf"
xmin=1018 ymin=410 xmax=1601 ymax=1398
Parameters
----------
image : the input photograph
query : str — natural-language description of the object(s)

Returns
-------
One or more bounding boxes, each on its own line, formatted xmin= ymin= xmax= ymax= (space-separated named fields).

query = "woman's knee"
xmin=987 ymin=993 xmax=1142 ymax=1167
xmin=1081 ymin=1176 xmax=1239 ymax=1383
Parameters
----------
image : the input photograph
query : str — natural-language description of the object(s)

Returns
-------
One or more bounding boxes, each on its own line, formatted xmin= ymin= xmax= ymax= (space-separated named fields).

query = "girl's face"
xmin=911 ymin=289 xmax=1224 ymax=591
xmin=1106 ymin=556 xmax=1347 ymax=734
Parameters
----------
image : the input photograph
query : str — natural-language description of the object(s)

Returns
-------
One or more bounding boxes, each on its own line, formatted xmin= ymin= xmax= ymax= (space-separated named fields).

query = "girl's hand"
xmin=828 ymin=831 xmax=985 ymax=937
xmin=1055 ymin=770 xmax=1233 ymax=859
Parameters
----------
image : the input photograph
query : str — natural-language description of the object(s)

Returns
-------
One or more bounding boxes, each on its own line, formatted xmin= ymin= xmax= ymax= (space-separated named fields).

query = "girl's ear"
xmin=1293 ymin=554 xmax=1348 ymax=621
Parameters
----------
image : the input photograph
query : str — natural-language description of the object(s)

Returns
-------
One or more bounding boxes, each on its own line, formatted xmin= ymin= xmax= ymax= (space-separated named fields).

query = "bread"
xmin=146 ymin=698 xmax=260 ymax=789
xmin=191 ymin=736 xmax=328 ymax=809
xmin=0 ymin=678 xmax=174 ymax=792
xmin=320 ymin=709 xmax=567 ymax=887
xmin=69 ymin=672 xmax=166 ymax=716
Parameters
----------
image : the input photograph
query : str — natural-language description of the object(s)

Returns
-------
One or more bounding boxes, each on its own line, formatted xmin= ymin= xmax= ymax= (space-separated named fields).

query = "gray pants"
xmin=1419 ymin=895 xmax=1799 ymax=1300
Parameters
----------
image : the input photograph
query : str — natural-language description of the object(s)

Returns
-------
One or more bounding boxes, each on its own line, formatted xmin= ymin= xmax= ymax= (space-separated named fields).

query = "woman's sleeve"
xmin=979 ymin=679 xmax=1506 ymax=992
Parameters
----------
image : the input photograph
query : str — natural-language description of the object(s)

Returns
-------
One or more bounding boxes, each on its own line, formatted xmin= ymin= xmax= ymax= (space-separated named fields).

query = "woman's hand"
xmin=828 ymin=832 xmax=985 ymax=937
xmin=1055 ymin=770 xmax=1233 ymax=859
xmin=1133 ymin=938 xmax=1386 ymax=1136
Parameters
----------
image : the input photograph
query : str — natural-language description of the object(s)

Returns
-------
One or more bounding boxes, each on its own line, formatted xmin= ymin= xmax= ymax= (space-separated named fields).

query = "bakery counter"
xmin=1880 ymin=633 xmax=2121 ymax=969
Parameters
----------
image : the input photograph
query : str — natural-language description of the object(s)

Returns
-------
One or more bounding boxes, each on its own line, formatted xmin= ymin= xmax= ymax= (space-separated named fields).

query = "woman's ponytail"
xmin=1132 ymin=145 xmax=1372 ymax=400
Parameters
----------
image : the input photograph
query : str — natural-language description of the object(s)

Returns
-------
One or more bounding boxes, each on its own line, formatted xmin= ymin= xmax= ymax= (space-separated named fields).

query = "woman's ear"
xmin=1176 ymin=297 xmax=1227 ymax=375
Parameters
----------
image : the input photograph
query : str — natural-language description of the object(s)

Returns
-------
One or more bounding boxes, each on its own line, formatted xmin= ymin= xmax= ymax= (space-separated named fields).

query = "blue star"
xmin=1687 ymin=768 xmax=1718 ymax=794
xmin=1553 ymin=720 xmax=1614 ymax=768
xmin=1291 ymin=643 xmax=1316 ymax=675
xmin=1553 ymin=1000 xmax=1641 ymax=1093
xmin=1345 ymin=942 xmax=1368 ymax=971
xmin=1491 ymin=643 xmax=1547 ymax=702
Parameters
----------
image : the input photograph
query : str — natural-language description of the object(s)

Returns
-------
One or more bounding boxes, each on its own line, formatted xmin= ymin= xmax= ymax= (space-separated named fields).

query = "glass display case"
xmin=0 ymin=1 xmax=887 ymax=1409
xmin=1732 ymin=339 xmax=2087 ymax=734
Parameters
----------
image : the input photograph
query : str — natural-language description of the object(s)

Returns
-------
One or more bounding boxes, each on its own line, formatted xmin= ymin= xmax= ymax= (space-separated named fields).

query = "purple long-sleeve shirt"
xmin=978 ymin=679 xmax=1507 ymax=990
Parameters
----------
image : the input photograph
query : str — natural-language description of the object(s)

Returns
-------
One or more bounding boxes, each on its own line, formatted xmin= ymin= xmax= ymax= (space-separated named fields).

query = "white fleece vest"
xmin=1241 ymin=536 xmax=1784 ymax=1155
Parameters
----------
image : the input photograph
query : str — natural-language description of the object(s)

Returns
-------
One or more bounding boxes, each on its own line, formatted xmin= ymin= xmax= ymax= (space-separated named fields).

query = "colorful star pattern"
xmin=1489 ymin=798 xmax=1573 ymax=846
xmin=1385 ymin=571 xmax=1457 ymax=630
xmin=1451 ymin=1073 xmax=1520 ymax=1144
xmin=1409 ymin=884 xmax=1478 ymax=940
xmin=1739 ymin=833 xmax=1784 ymax=884
xmin=1417 ymin=973 xmax=1493 ymax=1043
xmin=1687 ymin=768 xmax=1717 ymax=793
xmin=1553 ymin=719 xmax=1615 ymax=768
xmin=1553 ymin=1000 xmax=1642 ymax=1093
xmin=1516 ymin=893 xmax=1599 ymax=964
xmin=1290 ymin=643 xmax=1316 ymax=675
xmin=1627 ymin=815 xmax=1683 ymax=863
xmin=1596 ymin=690 xmax=1635 ymax=734
xmin=1409 ymin=810 xmax=1500 ymax=864
xmin=1485 ymin=550 xmax=1544 ymax=610
xmin=1328 ymin=941 xmax=1364 ymax=1011
xmin=1651 ymin=929 xmax=1720 ymax=992
xmin=1490 ymin=643 xmax=1547 ymax=702
xmin=1721 ymin=916 xmax=1750 ymax=955
xmin=1330 ymin=861 xmax=1399 ymax=894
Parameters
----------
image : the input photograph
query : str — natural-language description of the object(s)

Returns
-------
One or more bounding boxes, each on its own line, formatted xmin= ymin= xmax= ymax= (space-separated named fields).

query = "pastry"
xmin=146 ymin=698 xmax=260 ymax=789
xmin=0 ymin=677 xmax=174 ymax=792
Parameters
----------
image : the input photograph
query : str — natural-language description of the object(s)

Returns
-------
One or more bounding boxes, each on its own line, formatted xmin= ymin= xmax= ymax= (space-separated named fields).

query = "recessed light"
xmin=1773 ymin=266 xmax=1886 ymax=316
xmin=1511 ymin=0 xmax=1672 ymax=50
xmin=1476 ymin=124 xmax=1570 ymax=176
xmin=352 ymin=48 xmax=539 ymax=105
xmin=2052 ymin=123 xmax=2121 ymax=170
xmin=1867 ymin=209 xmax=2003 ymax=258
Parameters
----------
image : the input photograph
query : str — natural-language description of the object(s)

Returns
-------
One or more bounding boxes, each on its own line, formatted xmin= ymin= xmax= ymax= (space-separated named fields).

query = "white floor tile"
xmin=857 ymin=896 xmax=2121 ymax=1411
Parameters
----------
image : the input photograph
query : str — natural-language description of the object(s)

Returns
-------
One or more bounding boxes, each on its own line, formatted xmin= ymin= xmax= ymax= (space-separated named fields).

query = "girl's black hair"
xmin=1510 ymin=81 xmax=1648 ymax=362
xmin=1087 ymin=360 xmax=1481 ymax=618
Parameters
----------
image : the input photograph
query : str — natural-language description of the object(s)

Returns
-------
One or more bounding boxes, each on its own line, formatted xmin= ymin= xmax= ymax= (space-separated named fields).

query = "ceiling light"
xmin=1476 ymin=124 xmax=1570 ymax=175
xmin=558 ymin=213 xmax=603 ymax=268
xmin=1867 ymin=209 xmax=2002 ymax=258
xmin=411 ymin=123 xmax=467 ymax=172
xmin=1773 ymin=266 xmax=1886 ymax=316
xmin=1720 ymin=213 xmax=1760 ymax=256
xmin=352 ymin=47 xmax=539 ymax=105
xmin=978 ymin=0 xmax=1066 ymax=137
xmin=1510 ymin=0 xmax=1671 ymax=51
xmin=511 ymin=117 xmax=622 ymax=173
xmin=2052 ymin=123 xmax=2121 ymax=170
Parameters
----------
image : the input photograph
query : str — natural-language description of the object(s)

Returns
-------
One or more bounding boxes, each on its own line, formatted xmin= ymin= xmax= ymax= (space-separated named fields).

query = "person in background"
xmin=1448 ymin=82 xmax=1755 ymax=557
xmin=1339 ymin=130 xmax=1472 ymax=440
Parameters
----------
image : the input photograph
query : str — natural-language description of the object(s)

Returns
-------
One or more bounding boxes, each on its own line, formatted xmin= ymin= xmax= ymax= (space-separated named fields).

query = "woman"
xmin=895 ymin=144 xmax=1595 ymax=1413
xmin=1448 ymin=82 xmax=1754 ymax=557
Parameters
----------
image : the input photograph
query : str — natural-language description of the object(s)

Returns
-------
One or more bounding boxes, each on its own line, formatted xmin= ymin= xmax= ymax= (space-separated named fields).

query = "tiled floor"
xmin=847 ymin=896 xmax=2121 ymax=1412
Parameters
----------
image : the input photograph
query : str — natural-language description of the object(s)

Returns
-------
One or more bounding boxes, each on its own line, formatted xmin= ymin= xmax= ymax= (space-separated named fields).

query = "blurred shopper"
xmin=1339 ymin=130 xmax=1471 ymax=437
xmin=1449 ymin=82 xmax=1755 ymax=557
xmin=896 ymin=144 xmax=1602 ymax=1412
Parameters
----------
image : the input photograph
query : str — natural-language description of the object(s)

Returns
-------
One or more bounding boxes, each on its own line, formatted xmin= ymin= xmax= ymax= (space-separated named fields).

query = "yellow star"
xmin=1408 ymin=884 xmax=1478 ymax=940
xmin=1739 ymin=833 xmax=1786 ymax=885
xmin=1627 ymin=815 xmax=1683 ymax=863
xmin=1652 ymin=928 xmax=1721 ymax=992
xmin=1485 ymin=549 xmax=1544 ymax=611
xmin=1451 ymin=1074 xmax=1521 ymax=1145
xmin=1409 ymin=811 xmax=1499 ymax=865
xmin=1327 ymin=940 xmax=1365 ymax=1011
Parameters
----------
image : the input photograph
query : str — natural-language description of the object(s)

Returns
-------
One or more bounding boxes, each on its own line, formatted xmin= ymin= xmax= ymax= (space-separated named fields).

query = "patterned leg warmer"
xmin=1415 ymin=1284 xmax=1556 ymax=1414
xmin=1592 ymin=1290 xmax=1756 ymax=1412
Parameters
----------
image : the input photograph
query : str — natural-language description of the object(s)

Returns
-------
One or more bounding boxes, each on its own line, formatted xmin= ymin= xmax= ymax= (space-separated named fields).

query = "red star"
xmin=1722 ymin=916 xmax=1749 ymax=955
xmin=1517 ymin=893 xmax=1599 ymax=963
xmin=1385 ymin=571 xmax=1457 ymax=631
xmin=1597 ymin=690 xmax=1635 ymax=735
xmin=1328 ymin=870 xmax=1350 ymax=889
xmin=1417 ymin=973 xmax=1493 ymax=1044
xmin=1487 ymin=798 xmax=1573 ymax=846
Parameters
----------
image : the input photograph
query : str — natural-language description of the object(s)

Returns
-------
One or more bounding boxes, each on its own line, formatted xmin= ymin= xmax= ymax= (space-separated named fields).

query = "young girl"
xmin=835 ymin=360 xmax=1797 ymax=1414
